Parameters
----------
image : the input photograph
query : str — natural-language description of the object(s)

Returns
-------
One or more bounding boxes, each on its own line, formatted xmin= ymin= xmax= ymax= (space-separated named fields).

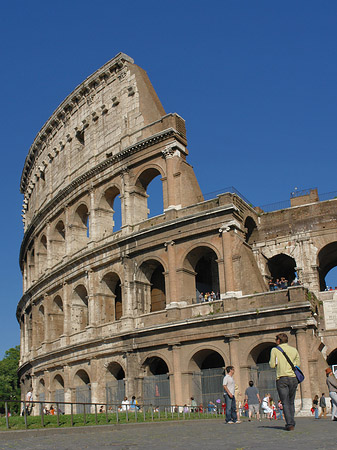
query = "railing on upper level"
xmin=203 ymin=186 xmax=337 ymax=213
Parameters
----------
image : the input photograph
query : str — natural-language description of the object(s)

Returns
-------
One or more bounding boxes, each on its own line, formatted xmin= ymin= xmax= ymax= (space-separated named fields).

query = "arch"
xmin=318 ymin=242 xmax=337 ymax=291
xmin=182 ymin=246 xmax=220 ymax=303
xmin=138 ymin=259 xmax=166 ymax=313
xmin=133 ymin=166 xmax=164 ymax=222
xmin=71 ymin=284 xmax=88 ymax=333
xmin=52 ymin=219 xmax=66 ymax=261
xmin=38 ymin=234 xmax=47 ymax=276
xmin=327 ymin=348 xmax=337 ymax=367
xmin=188 ymin=348 xmax=225 ymax=406
xmin=101 ymin=272 xmax=123 ymax=322
xmin=37 ymin=378 xmax=45 ymax=410
xmin=35 ymin=304 xmax=45 ymax=344
xmin=74 ymin=369 xmax=91 ymax=413
xmin=52 ymin=374 xmax=65 ymax=405
xmin=73 ymin=369 xmax=91 ymax=387
xmin=248 ymin=342 xmax=277 ymax=401
xmin=98 ymin=185 xmax=122 ymax=235
xmin=267 ymin=253 xmax=296 ymax=286
xmin=73 ymin=203 xmax=90 ymax=242
xmin=244 ymin=216 xmax=258 ymax=244
xmin=142 ymin=356 xmax=170 ymax=407
xmin=105 ymin=361 xmax=126 ymax=405
xmin=50 ymin=295 xmax=64 ymax=339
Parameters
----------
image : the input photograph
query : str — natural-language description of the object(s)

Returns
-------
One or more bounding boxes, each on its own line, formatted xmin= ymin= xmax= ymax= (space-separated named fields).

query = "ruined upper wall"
xmin=20 ymin=53 xmax=184 ymax=228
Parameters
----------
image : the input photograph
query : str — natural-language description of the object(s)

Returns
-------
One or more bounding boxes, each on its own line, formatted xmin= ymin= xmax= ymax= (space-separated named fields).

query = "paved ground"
xmin=0 ymin=418 xmax=335 ymax=450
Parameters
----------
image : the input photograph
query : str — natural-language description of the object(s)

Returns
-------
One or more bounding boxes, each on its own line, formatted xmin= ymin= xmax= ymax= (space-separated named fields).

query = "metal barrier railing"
xmin=0 ymin=400 xmax=225 ymax=430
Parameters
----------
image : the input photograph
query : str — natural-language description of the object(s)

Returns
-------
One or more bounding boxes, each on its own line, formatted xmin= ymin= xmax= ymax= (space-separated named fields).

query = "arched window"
xmin=101 ymin=273 xmax=123 ymax=322
xmin=134 ymin=168 xmax=163 ymax=223
xmin=50 ymin=295 xmax=64 ymax=339
xmin=71 ymin=285 xmax=88 ymax=332
xmin=74 ymin=369 xmax=91 ymax=414
xmin=244 ymin=216 xmax=258 ymax=244
xmin=106 ymin=362 xmax=125 ymax=405
xmin=189 ymin=349 xmax=225 ymax=406
xmin=138 ymin=260 xmax=166 ymax=313
xmin=98 ymin=186 xmax=122 ymax=236
xmin=52 ymin=220 xmax=66 ymax=261
xmin=267 ymin=254 xmax=296 ymax=286
xmin=318 ymin=242 xmax=337 ymax=291
xmin=143 ymin=357 xmax=170 ymax=407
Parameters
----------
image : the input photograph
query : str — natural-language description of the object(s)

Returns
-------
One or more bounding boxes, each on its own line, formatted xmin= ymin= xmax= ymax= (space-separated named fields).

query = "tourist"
xmin=223 ymin=365 xmax=241 ymax=424
xmin=261 ymin=394 xmax=273 ymax=419
xmin=244 ymin=380 xmax=261 ymax=421
xmin=325 ymin=367 xmax=337 ymax=421
xmin=269 ymin=333 xmax=300 ymax=431
xmin=121 ymin=396 xmax=129 ymax=411
xmin=312 ymin=395 xmax=319 ymax=419
xmin=319 ymin=393 xmax=327 ymax=418
xmin=190 ymin=396 xmax=197 ymax=412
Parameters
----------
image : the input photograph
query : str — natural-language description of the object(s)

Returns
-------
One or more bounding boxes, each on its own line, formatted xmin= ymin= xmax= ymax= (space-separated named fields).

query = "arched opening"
xmin=28 ymin=244 xmax=35 ymax=284
xmin=244 ymin=216 xmax=258 ymax=244
xmin=53 ymin=374 xmax=65 ymax=406
xmin=53 ymin=220 xmax=66 ymax=261
xmin=189 ymin=349 xmax=225 ymax=406
xmin=134 ymin=168 xmax=163 ymax=222
xmin=38 ymin=235 xmax=47 ymax=275
xmin=138 ymin=260 xmax=166 ymax=313
xmin=143 ymin=357 xmax=170 ymax=407
xmin=184 ymin=247 xmax=219 ymax=303
xmin=50 ymin=295 xmax=64 ymax=339
xmin=35 ymin=305 xmax=45 ymax=344
xmin=98 ymin=186 xmax=122 ymax=236
xmin=72 ymin=204 xmax=89 ymax=252
xmin=74 ymin=369 xmax=91 ymax=414
xmin=106 ymin=362 xmax=125 ymax=406
xmin=267 ymin=253 xmax=296 ymax=287
xmin=248 ymin=343 xmax=277 ymax=403
xmin=318 ymin=242 xmax=337 ymax=291
xmin=327 ymin=348 xmax=337 ymax=369
xmin=71 ymin=285 xmax=88 ymax=333
xmin=101 ymin=272 xmax=123 ymax=322
xmin=38 ymin=379 xmax=45 ymax=414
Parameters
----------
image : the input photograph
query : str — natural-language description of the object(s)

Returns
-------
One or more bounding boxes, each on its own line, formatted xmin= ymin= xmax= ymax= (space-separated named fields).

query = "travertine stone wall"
xmin=18 ymin=54 xmax=337 ymax=415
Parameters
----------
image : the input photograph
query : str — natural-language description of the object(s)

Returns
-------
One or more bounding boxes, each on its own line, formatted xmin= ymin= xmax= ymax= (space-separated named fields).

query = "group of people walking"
xmin=223 ymin=332 xmax=337 ymax=430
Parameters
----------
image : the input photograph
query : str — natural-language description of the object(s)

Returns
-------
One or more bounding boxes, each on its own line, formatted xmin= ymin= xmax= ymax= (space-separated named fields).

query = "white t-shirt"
xmin=223 ymin=374 xmax=235 ymax=395
xmin=121 ymin=399 xmax=129 ymax=411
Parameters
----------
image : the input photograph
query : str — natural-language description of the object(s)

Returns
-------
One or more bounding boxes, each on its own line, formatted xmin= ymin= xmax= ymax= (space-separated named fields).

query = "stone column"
xmin=162 ymin=144 xmax=181 ymax=210
xmin=120 ymin=167 xmax=131 ymax=228
xmin=64 ymin=205 xmax=72 ymax=256
xmin=165 ymin=241 xmax=177 ymax=305
xmin=46 ymin=222 xmax=52 ymax=271
xmin=89 ymin=187 xmax=98 ymax=243
xmin=63 ymin=364 xmax=72 ymax=415
xmin=221 ymin=229 xmax=235 ymax=294
xmin=228 ymin=335 xmax=242 ymax=400
xmin=44 ymin=294 xmax=50 ymax=344
xmin=62 ymin=282 xmax=71 ymax=341
xmin=171 ymin=344 xmax=183 ymax=405
xmin=294 ymin=327 xmax=312 ymax=413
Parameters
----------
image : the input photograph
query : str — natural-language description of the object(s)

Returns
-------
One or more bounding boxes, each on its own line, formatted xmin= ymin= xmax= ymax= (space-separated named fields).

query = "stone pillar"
xmin=120 ymin=167 xmax=131 ymax=228
xmin=294 ymin=327 xmax=312 ymax=413
xmin=121 ymin=256 xmax=133 ymax=318
xmin=64 ymin=205 xmax=72 ymax=256
xmin=89 ymin=188 xmax=98 ymax=243
xmin=31 ymin=303 xmax=38 ymax=351
xmin=162 ymin=144 xmax=182 ymax=210
xmin=46 ymin=222 xmax=52 ymax=270
xmin=171 ymin=344 xmax=183 ymax=405
xmin=221 ymin=229 xmax=235 ymax=294
xmin=63 ymin=365 xmax=72 ymax=415
xmin=62 ymin=282 xmax=71 ymax=340
xmin=43 ymin=294 xmax=51 ymax=344
xmin=87 ymin=269 xmax=96 ymax=328
xmin=165 ymin=241 xmax=177 ymax=305
xmin=228 ymin=335 xmax=242 ymax=400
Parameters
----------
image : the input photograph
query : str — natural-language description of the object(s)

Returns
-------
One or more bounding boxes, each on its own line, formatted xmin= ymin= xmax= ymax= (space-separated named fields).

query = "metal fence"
xmin=143 ymin=374 xmax=171 ymax=407
xmin=192 ymin=368 xmax=224 ymax=406
xmin=0 ymin=399 xmax=226 ymax=430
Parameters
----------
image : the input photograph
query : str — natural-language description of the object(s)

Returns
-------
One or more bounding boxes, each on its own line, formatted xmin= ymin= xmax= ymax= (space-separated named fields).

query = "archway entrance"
xmin=190 ymin=350 xmax=225 ymax=407
xmin=143 ymin=357 xmax=170 ymax=407
xmin=267 ymin=254 xmax=296 ymax=286
xmin=249 ymin=343 xmax=277 ymax=404
xmin=106 ymin=362 xmax=125 ymax=406
xmin=318 ymin=242 xmax=337 ymax=291
xmin=74 ymin=370 xmax=91 ymax=414
xmin=53 ymin=374 xmax=65 ymax=407
xmin=327 ymin=348 xmax=337 ymax=373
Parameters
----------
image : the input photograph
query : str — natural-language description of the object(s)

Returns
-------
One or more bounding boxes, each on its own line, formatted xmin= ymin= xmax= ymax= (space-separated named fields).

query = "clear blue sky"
xmin=1 ymin=0 xmax=337 ymax=358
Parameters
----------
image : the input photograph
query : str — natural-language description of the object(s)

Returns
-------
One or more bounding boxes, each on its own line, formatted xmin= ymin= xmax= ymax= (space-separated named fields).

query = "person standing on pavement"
xmin=269 ymin=333 xmax=300 ymax=431
xmin=325 ymin=367 xmax=337 ymax=421
xmin=244 ymin=380 xmax=261 ymax=421
xmin=223 ymin=366 xmax=241 ymax=424
xmin=319 ymin=393 xmax=327 ymax=419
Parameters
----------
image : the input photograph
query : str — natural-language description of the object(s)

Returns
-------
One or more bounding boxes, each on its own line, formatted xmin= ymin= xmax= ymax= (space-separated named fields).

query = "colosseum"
xmin=18 ymin=52 xmax=337 ymax=414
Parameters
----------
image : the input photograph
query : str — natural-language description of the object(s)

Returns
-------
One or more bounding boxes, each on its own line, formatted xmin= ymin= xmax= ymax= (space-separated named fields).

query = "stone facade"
xmin=17 ymin=53 xmax=337 ymax=414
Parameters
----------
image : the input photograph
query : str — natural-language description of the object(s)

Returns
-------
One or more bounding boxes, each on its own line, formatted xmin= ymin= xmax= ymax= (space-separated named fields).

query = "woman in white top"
xmin=261 ymin=394 xmax=273 ymax=419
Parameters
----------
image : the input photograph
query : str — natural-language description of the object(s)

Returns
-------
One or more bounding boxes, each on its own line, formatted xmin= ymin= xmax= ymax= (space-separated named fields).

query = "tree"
xmin=0 ymin=346 xmax=20 ymax=413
